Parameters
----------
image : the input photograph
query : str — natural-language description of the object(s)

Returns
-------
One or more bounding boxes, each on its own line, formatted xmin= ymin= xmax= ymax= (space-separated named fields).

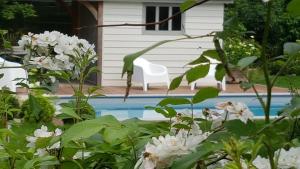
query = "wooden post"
xmin=97 ymin=1 xmax=103 ymax=86
xmin=71 ymin=1 xmax=80 ymax=35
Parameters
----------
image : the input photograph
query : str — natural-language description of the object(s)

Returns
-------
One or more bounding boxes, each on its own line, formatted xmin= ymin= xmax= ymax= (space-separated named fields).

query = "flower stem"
xmin=261 ymin=1 xmax=273 ymax=123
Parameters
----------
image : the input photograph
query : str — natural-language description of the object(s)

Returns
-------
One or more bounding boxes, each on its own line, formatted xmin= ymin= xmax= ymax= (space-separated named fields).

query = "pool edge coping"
xmin=47 ymin=92 xmax=291 ymax=99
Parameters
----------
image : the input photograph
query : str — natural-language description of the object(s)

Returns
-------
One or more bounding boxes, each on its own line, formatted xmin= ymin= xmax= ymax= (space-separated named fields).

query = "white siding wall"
xmin=102 ymin=2 xmax=224 ymax=86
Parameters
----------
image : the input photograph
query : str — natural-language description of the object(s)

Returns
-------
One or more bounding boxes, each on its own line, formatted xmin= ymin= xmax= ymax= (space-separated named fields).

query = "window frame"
xmin=142 ymin=3 xmax=185 ymax=35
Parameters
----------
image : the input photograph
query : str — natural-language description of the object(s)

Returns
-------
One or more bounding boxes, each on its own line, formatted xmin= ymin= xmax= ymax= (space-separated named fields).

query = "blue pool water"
xmin=59 ymin=94 xmax=291 ymax=120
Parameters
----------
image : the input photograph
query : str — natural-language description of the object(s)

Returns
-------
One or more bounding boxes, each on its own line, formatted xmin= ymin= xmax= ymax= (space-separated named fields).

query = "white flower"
xmin=19 ymin=30 xmax=97 ymax=71
xmin=277 ymin=147 xmax=300 ymax=168
xmin=26 ymin=125 xmax=63 ymax=156
xmin=54 ymin=128 xmax=62 ymax=136
xmin=73 ymin=151 xmax=91 ymax=159
xmin=262 ymin=0 xmax=270 ymax=3
xmin=253 ymin=156 xmax=271 ymax=169
xmin=35 ymin=148 xmax=48 ymax=157
xmin=34 ymin=125 xmax=53 ymax=138
xmin=216 ymin=102 xmax=254 ymax=123
xmin=135 ymin=127 xmax=209 ymax=169
xmin=36 ymin=31 xmax=57 ymax=47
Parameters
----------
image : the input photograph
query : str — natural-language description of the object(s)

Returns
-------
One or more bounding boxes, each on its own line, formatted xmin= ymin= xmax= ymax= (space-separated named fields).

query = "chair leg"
xmin=191 ymin=82 xmax=195 ymax=91
xmin=167 ymin=81 xmax=170 ymax=89
xmin=143 ymin=83 xmax=148 ymax=92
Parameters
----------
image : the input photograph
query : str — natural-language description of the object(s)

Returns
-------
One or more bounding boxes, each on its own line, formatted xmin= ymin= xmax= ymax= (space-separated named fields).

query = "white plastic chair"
xmin=132 ymin=58 xmax=170 ymax=91
xmin=190 ymin=60 xmax=226 ymax=91
xmin=0 ymin=58 xmax=27 ymax=92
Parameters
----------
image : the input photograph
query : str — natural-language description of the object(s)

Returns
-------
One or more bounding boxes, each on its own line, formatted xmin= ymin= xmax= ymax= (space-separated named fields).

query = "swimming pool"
xmin=58 ymin=94 xmax=291 ymax=120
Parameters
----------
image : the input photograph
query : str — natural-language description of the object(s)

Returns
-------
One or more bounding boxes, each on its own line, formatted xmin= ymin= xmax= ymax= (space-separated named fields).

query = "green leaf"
xmin=122 ymin=39 xmax=174 ymax=77
xmin=102 ymin=127 xmax=129 ymax=144
xmin=192 ymin=87 xmax=219 ymax=104
xmin=171 ymin=142 xmax=223 ymax=169
xmin=186 ymin=64 xmax=210 ymax=84
xmin=169 ymin=75 xmax=184 ymax=90
xmin=29 ymin=94 xmax=42 ymax=119
xmin=62 ymin=115 xmax=121 ymax=144
xmin=202 ymin=50 xmax=220 ymax=61
xmin=61 ymin=107 xmax=82 ymax=120
xmin=237 ymin=56 xmax=257 ymax=69
xmin=224 ymin=120 xmax=257 ymax=137
xmin=215 ymin=64 xmax=226 ymax=81
xmin=172 ymin=123 xmax=191 ymax=130
xmin=35 ymin=137 xmax=52 ymax=149
xmin=164 ymin=106 xmax=177 ymax=117
xmin=158 ymin=97 xmax=191 ymax=106
xmin=24 ymin=156 xmax=59 ymax=169
xmin=0 ymin=151 xmax=9 ymax=159
xmin=287 ymin=0 xmax=300 ymax=17
xmin=187 ymin=56 xmax=209 ymax=65
xmin=180 ymin=0 xmax=197 ymax=12
xmin=154 ymin=107 xmax=170 ymax=118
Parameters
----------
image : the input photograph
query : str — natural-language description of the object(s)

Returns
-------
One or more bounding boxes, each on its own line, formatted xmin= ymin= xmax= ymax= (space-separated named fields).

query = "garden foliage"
xmin=0 ymin=0 xmax=299 ymax=168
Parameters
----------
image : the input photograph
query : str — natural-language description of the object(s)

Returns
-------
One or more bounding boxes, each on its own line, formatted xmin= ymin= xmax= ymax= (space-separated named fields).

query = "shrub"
xmin=0 ymin=88 xmax=20 ymax=119
xmin=21 ymin=95 xmax=55 ymax=123
xmin=224 ymin=37 xmax=261 ymax=65
xmin=270 ymin=57 xmax=300 ymax=75
xmin=63 ymin=100 xmax=96 ymax=121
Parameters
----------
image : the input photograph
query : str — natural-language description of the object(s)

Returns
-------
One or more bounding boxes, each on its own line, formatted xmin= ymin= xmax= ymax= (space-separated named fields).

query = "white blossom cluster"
xmin=134 ymin=123 xmax=210 ymax=169
xmin=18 ymin=31 xmax=97 ymax=71
xmin=204 ymin=102 xmax=254 ymax=129
xmin=253 ymin=147 xmax=300 ymax=169
xmin=26 ymin=125 xmax=62 ymax=156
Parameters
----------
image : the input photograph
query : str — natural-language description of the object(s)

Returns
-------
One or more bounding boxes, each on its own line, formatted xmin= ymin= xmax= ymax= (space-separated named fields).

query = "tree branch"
xmin=74 ymin=0 xmax=211 ymax=30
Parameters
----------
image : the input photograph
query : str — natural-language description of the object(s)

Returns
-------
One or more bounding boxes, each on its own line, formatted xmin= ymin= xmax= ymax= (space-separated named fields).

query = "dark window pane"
xmin=172 ymin=7 xmax=181 ymax=31
xmin=146 ymin=6 xmax=156 ymax=30
xmin=159 ymin=7 xmax=169 ymax=30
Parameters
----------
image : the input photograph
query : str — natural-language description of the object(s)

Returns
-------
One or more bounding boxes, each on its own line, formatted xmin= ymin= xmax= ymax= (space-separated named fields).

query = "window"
xmin=145 ymin=5 xmax=183 ymax=32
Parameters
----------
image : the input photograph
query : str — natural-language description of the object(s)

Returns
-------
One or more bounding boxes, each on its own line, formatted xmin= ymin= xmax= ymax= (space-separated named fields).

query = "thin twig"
xmin=74 ymin=0 xmax=211 ymax=30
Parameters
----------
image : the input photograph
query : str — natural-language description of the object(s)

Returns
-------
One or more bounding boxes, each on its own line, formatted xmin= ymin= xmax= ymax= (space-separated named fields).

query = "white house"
xmin=78 ymin=0 xmax=230 ymax=87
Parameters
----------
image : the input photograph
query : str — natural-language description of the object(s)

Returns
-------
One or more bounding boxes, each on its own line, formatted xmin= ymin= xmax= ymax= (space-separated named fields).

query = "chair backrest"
xmin=208 ymin=63 xmax=217 ymax=75
xmin=133 ymin=58 xmax=150 ymax=67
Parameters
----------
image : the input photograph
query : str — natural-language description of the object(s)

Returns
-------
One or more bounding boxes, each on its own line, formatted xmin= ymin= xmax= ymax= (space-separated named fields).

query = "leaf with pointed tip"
xmin=158 ymin=97 xmax=191 ymax=106
xmin=192 ymin=87 xmax=219 ymax=104
xmin=186 ymin=64 xmax=209 ymax=84
xmin=62 ymin=115 xmax=121 ymax=144
xmin=169 ymin=75 xmax=184 ymax=90
xmin=202 ymin=50 xmax=220 ymax=61
xmin=122 ymin=39 xmax=173 ymax=77
xmin=187 ymin=55 xmax=209 ymax=66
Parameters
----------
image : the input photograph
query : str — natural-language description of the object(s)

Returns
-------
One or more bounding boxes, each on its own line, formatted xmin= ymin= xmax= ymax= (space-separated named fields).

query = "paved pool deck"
xmin=17 ymin=83 xmax=289 ymax=96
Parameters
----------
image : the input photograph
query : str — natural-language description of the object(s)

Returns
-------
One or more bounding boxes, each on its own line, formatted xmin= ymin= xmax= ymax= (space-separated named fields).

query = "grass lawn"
xmin=252 ymin=75 xmax=300 ymax=88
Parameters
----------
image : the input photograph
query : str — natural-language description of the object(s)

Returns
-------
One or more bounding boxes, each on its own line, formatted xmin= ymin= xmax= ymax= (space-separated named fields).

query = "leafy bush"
xmin=21 ymin=95 xmax=55 ymax=123
xmin=224 ymin=37 xmax=261 ymax=65
xmin=225 ymin=0 xmax=300 ymax=57
xmin=0 ymin=88 xmax=20 ymax=120
xmin=270 ymin=59 xmax=300 ymax=75
xmin=61 ymin=100 xmax=96 ymax=122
